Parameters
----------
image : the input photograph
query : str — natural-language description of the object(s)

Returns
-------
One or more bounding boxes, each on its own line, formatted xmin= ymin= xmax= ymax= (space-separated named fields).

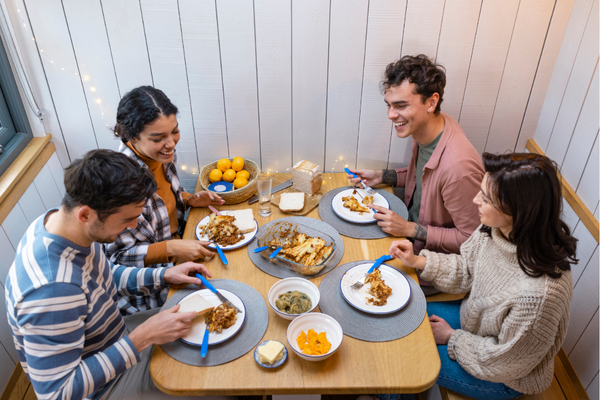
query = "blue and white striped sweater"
xmin=5 ymin=211 xmax=167 ymax=400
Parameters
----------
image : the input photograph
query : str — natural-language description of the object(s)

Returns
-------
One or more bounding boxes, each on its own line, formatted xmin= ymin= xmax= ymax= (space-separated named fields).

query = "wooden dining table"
xmin=150 ymin=173 xmax=441 ymax=396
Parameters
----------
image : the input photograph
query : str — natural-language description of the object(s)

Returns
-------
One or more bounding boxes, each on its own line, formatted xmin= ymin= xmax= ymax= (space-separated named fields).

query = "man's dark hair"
xmin=62 ymin=149 xmax=157 ymax=221
xmin=480 ymin=152 xmax=578 ymax=279
xmin=381 ymin=54 xmax=446 ymax=115
xmin=114 ymin=85 xmax=178 ymax=143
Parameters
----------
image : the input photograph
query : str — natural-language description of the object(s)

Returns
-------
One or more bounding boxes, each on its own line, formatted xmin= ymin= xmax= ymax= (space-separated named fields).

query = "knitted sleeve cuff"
xmin=418 ymin=249 xmax=439 ymax=282
xmin=447 ymin=329 xmax=464 ymax=360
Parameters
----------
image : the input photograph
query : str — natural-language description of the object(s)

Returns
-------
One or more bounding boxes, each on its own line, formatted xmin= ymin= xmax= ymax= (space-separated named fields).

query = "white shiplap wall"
xmin=0 ymin=0 xmax=576 ymax=192
xmin=533 ymin=0 xmax=599 ymax=393
xmin=0 ymin=152 xmax=65 ymax=391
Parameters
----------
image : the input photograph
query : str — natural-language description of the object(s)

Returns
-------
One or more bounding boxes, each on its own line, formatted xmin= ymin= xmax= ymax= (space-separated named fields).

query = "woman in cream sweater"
xmin=390 ymin=152 xmax=577 ymax=400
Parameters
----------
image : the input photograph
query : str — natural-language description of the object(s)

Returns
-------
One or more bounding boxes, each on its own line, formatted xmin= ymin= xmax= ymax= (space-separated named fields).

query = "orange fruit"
xmin=216 ymin=158 xmax=231 ymax=172
xmin=231 ymin=157 xmax=245 ymax=172
xmin=236 ymin=170 xmax=250 ymax=180
xmin=209 ymin=169 xmax=222 ymax=183
xmin=222 ymin=169 xmax=237 ymax=182
xmin=233 ymin=177 xmax=248 ymax=189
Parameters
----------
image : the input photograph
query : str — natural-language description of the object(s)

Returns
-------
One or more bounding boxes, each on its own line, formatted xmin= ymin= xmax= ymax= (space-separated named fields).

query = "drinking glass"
xmin=257 ymin=171 xmax=274 ymax=217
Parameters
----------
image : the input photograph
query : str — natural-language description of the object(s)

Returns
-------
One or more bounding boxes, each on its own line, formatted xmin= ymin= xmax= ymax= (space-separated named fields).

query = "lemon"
xmin=222 ymin=169 xmax=236 ymax=182
xmin=232 ymin=157 xmax=245 ymax=172
xmin=236 ymin=170 xmax=250 ymax=180
xmin=217 ymin=158 xmax=231 ymax=172
xmin=233 ymin=177 xmax=248 ymax=189
xmin=209 ymin=169 xmax=222 ymax=183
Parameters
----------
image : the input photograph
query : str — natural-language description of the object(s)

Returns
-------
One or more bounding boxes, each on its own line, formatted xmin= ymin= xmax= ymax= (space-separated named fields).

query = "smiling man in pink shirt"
xmin=349 ymin=55 xmax=484 ymax=293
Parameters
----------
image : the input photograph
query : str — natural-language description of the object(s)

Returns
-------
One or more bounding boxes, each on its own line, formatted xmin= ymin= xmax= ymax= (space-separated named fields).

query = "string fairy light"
xmin=13 ymin=3 xmax=111 ymax=130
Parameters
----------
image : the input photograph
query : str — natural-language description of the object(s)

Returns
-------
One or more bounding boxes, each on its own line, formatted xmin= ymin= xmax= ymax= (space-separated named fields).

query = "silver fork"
xmin=350 ymin=255 xmax=393 ymax=290
xmin=344 ymin=168 xmax=377 ymax=195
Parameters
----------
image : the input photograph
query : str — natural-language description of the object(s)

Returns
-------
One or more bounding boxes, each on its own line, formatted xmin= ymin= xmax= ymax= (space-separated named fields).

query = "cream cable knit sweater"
xmin=420 ymin=226 xmax=573 ymax=394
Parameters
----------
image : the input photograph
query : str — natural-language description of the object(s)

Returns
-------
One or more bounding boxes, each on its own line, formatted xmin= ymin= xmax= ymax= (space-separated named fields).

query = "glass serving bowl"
xmin=256 ymin=221 xmax=338 ymax=275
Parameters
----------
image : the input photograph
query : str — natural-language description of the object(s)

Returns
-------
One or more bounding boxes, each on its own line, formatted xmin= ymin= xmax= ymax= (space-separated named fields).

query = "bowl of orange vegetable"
xmin=200 ymin=157 xmax=259 ymax=204
xmin=286 ymin=313 xmax=343 ymax=361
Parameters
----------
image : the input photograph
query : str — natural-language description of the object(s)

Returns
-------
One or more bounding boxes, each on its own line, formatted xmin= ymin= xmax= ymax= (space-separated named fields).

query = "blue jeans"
xmin=428 ymin=300 xmax=522 ymax=400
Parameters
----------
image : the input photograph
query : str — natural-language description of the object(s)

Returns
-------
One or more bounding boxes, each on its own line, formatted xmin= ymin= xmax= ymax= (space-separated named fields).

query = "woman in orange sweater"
xmin=105 ymin=86 xmax=224 ymax=314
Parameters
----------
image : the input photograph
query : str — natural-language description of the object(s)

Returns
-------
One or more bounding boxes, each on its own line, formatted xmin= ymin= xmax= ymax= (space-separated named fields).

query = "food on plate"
xmin=223 ymin=169 xmax=237 ymax=182
xmin=279 ymin=192 xmax=305 ymax=212
xmin=257 ymin=340 xmax=285 ymax=364
xmin=267 ymin=232 xmax=333 ymax=267
xmin=217 ymin=158 xmax=232 ymax=172
xmin=236 ymin=170 xmax=250 ymax=180
xmin=292 ymin=160 xmax=322 ymax=195
xmin=296 ymin=329 xmax=331 ymax=355
xmin=233 ymin=177 xmax=248 ymax=189
xmin=199 ymin=213 xmax=245 ymax=246
xmin=275 ymin=290 xmax=312 ymax=314
xmin=341 ymin=194 xmax=372 ymax=214
xmin=364 ymin=269 xmax=392 ymax=306
xmin=232 ymin=156 xmax=245 ymax=172
xmin=209 ymin=169 xmax=223 ymax=183
xmin=177 ymin=293 xmax=214 ymax=318
xmin=222 ymin=209 xmax=255 ymax=234
xmin=205 ymin=303 xmax=238 ymax=334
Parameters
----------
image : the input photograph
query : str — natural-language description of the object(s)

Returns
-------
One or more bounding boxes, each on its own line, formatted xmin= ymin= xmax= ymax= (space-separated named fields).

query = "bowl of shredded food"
xmin=268 ymin=277 xmax=320 ymax=320
xmin=256 ymin=221 xmax=337 ymax=275
xmin=286 ymin=313 xmax=343 ymax=361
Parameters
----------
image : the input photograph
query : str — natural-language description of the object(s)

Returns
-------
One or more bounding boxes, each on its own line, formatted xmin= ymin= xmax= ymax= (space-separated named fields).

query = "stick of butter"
xmin=257 ymin=340 xmax=284 ymax=364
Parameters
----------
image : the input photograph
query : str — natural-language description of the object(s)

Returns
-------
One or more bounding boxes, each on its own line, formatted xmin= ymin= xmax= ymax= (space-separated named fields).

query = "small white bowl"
xmin=268 ymin=277 xmax=320 ymax=320
xmin=286 ymin=313 xmax=343 ymax=361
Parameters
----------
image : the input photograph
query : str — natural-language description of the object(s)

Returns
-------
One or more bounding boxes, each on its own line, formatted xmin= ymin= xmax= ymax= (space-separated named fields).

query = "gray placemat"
xmin=159 ymin=280 xmax=268 ymax=366
xmin=318 ymin=261 xmax=426 ymax=342
xmin=247 ymin=217 xmax=345 ymax=279
xmin=318 ymin=186 xmax=408 ymax=239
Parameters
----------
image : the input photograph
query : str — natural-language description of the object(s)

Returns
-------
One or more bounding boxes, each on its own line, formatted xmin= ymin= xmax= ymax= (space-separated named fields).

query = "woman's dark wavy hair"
xmin=381 ymin=54 xmax=446 ymax=115
xmin=114 ymin=86 xmax=178 ymax=143
xmin=62 ymin=149 xmax=157 ymax=222
xmin=480 ymin=152 xmax=577 ymax=279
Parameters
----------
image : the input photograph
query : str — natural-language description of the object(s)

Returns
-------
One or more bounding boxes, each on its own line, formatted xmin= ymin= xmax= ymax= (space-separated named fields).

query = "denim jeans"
xmin=428 ymin=300 xmax=522 ymax=400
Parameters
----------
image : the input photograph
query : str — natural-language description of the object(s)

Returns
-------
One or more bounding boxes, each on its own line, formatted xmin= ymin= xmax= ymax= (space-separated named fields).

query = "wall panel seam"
xmin=567 ymin=306 xmax=598 ymax=358
xmin=574 ymin=130 xmax=598 ymax=192
xmin=513 ymin=0 xmax=559 ymax=152
xmin=355 ymin=0 xmax=371 ymax=170
xmin=59 ymin=0 xmax=99 ymax=150
xmin=214 ymin=0 xmax=230 ymax=157
xmin=482 ymin=0 xmax=522 ymax=152
xmin=138 ymin=0 xmax=154 ymax=86
xmin=573 ymin=244 xmax=599 ymax=289
xmin=543 ymin=2 xmax=595 ymax=153
xmin=98 ymin=0 xmax=121 ymax=98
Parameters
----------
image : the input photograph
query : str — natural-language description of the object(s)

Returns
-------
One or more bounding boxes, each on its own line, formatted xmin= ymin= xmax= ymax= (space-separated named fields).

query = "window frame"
xmin=0 ymin=35 xmax=33 ymax=177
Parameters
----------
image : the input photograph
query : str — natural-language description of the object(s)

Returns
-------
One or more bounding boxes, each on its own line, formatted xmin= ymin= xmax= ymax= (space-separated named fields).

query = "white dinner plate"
xmin=178 ymin=289 xmax=246 ymax=346
xmin=331 ymin=189 xmax=390 ymax=224
xmin=195 ymin=211 xmax=258 ymax=250
xmin=340 ymin=263 xmax=411 ymax=314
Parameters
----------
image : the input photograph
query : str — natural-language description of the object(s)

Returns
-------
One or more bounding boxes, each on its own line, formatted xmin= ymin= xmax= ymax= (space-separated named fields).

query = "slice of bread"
xmin=292 ymin=160 xmax=322 ymax=195
xmin=279 ymin=192 xmax=305 ymax=212
xmin=223 ymin=209 xmax=255 ymax=233
xmin=178 ymin=293 xmax=214 ymax=317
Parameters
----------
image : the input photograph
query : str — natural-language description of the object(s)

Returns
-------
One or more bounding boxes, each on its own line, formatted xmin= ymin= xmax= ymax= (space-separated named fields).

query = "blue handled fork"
xmin=351 ymin=255 xmax=393 ymax=290
xmin=344 ymin=168 xmax=377 ymax=195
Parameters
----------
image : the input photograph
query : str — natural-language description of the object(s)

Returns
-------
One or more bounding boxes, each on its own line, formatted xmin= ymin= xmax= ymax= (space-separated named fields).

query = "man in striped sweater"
xmin=5 ymin=150 xmax=221 ymax=400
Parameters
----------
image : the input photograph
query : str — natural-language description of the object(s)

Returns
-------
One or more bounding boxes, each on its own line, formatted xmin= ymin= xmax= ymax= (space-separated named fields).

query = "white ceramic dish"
xmin=177 ymin=289 xmax=246 ymax=346
xmin=340 ymin=263 xmax=411 ymax=314
xmin=286 ymin=313 xmax=343 ymax=361
xmin=331 ymin=189 xmax=390 ymax=224
xmin=254 ymin=340 xmax=288 ymax=368
xmin=268 ymin=277 xmax=320 ymax=320
xmin=195 ymin=210 xmax=258 ymax=250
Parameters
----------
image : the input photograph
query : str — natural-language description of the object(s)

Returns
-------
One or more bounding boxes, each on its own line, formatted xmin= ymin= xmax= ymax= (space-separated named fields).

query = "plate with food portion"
xmin=196 ymin=209 xmax=258 ymax=250
xmin=331 ymin=188 xmax=390 ymax=224
xmin=340 ymin=263 xmax=411 ymax=314
xmin=177 ymin=289 xmax=246 ymax=346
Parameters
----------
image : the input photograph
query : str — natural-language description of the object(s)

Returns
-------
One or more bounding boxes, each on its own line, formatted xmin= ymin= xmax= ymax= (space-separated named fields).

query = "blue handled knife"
xmin=200 ymin=326 xmax=209 ymax=357
xmin=214 ymin=243 xmax=228 ymax=265
xmin=195 ymin=273 xmax=242 ymax=313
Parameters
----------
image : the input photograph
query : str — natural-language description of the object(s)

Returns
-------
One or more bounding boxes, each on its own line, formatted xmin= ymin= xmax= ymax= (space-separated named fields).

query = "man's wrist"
xmin=412 ymin=223 xmax=428 ymax=242
xmin=381 ymin=169 xmax=398 ymax=186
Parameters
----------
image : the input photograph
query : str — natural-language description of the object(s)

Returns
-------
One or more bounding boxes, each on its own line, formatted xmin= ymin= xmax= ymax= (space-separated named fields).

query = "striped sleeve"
xmin=110 ymin=263 xmax=166 ymax=297
xmin=16 ymin=283 xmax=140 ymax=400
